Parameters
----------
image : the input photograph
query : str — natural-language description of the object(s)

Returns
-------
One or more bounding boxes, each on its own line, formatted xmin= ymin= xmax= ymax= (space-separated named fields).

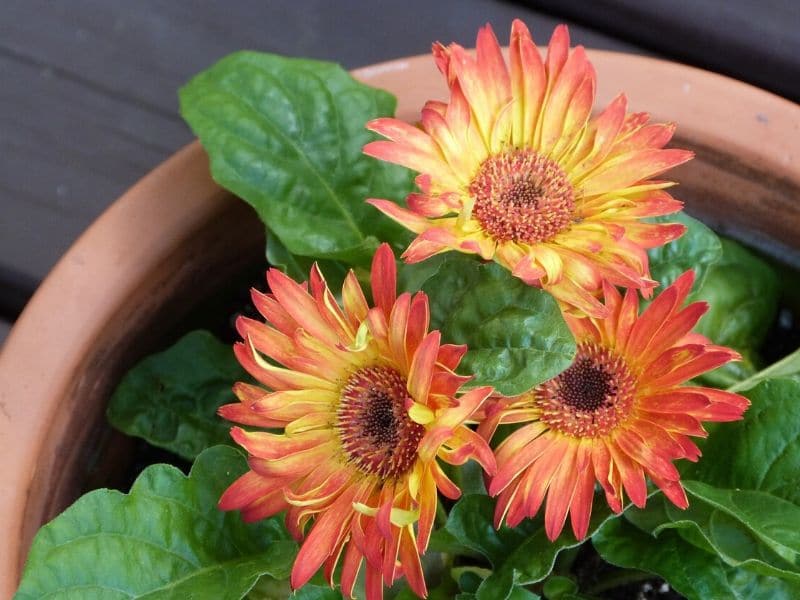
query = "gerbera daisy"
xmin=364 ymin=20 xmax=692 ymax=317
xmin=482 ymin=271 xmax=749 ymax=541
xmin=218 ymin=244 xmax=495 ymax=599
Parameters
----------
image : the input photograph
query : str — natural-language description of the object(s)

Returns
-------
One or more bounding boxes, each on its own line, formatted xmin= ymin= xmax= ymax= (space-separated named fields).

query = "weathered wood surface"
xmin=534 ymin=0 xmax=800 ymax=103
xmin=0 ymin=0 xmax=643 ymax=325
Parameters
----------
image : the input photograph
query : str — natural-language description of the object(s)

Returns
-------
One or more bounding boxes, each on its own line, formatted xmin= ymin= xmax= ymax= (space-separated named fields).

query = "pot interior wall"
xmin=674 ymin=137 xmax=800 ymax=270
xmin=25 ymin=197 xmax=265 ymax=541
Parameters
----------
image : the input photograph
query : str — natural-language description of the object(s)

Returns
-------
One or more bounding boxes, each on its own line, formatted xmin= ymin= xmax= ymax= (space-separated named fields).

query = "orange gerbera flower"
xmin=218 ymin=244 xmax=495 ymax=599
xmin=482 ymin=271 xmax=749 ymax=541
xmin=364 ymin=20 xmax=693 ymax=317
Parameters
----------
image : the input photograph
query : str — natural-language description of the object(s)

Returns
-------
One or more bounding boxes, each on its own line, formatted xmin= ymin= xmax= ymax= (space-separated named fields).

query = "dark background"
xmin=1 ymin=0 xmax=797 ymax=345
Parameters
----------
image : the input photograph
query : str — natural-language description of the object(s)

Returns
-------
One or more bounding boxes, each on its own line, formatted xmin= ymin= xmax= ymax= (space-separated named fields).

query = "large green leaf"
xmin=265 ymin=228 xmax=356 ymax=294
xmin=244 ymin=575 xmax=292 ymax=599
xmin=684 ymin=378 xmax=800 ymax=505
xmin=15 ymin=446 xmax=296 ymax=599
xmin=693 ymin=239 xmax=779 ymax=350
xmin=594 ymin=516 xmax=800 ymax=600
xmin=597 ymin=378 xmax=800 ymax=592
xmin=650 ymin=481 xmax=800 ymax=583
xmin=616 ymin=480 xmax=800 ymax=585
xmin=107 ymin=330 xmax=245 ymax=461
xmin=443 ymin=495 xmax=531 ymax=569
xmin=692 ymin=238 xmax=780 ymax=387
xmin=421 ymin=255 xmax=576 ymax=395
xmin=180 ymin=51 xmax=414 ymax=266
xmin=456 ymin=586 xmax=540 ymax=600
xmin=290 ymin=585 xmax=343 ymax=599
xmin=443 ymin=495 xmax=613 ymax=600
xmin=647 ymin=211 xmax=722 ymax=291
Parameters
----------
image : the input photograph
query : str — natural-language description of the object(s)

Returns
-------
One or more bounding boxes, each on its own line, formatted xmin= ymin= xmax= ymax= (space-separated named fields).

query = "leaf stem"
xmin=727 ymin=347 xmax=800 ymax=392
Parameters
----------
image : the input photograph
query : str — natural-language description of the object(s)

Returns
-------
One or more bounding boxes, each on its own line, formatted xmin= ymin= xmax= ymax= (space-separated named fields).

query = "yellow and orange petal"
xmin=483 ymin=270 xmax=749 ymax=541
xmin=364 ymin=20 xmax=692 ymax=318
xmin=218 ymin=243 xmax=496 ymax=600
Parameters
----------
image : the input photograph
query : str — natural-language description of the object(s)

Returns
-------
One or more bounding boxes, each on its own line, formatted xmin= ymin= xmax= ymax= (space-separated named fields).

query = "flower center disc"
xmin=470 ymin=149 xmax=575 ymax=244
xmin=537 ymin=342 xmax=635 ymax=437
xmin=337 ymin=365 xmax=425 ymax=479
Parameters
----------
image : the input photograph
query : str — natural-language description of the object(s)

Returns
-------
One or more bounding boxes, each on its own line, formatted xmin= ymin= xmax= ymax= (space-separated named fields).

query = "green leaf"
xmin=684 ymin=378 xmax=800 ymax=504
xmin=396 ymin=254 xmax=449 ymax=296
xmin=692 ymin=238 xmax=780 ymax=387
xmin=446 ymin=458 xmax=488 ymax=496
xmin=290 ymin=585 xmax=343 ymax=599
xmin=245 ymin=575 xmax=292 ymax=599
xmin=541 ymin=575 xmax=578 ymax=599
xmin=506 ymin=587 xmax=540 ymax=600
xmin=647 ymin=211 xmax=722 ymax=291
xmin=442 ymin=494 xmax=612 ymax=600
xmin=452 ymin=566 xmax=492 ymax=595
xmin=180 ymin=51 xmax=414 ymax=266
xmin=428 ymin=528 xmax=481 ymax=560
xmin=652 ymin=481 xmax=800 ymax=583
xmin=107 ymin=330 xmax=245 ymax=461
xmin=594 ymin=515 xmax=800 ymax=600
xmin=456 ymin=586 xmax=540 ymax=600
xmin=421 ymin=255 xmax=576 ymax=395
xmin=265 ymin=229 xmax=354 ymax=292
xmin=15 ymin=446 xmax=296 ymax=599
xmin=693 ymin=239 xmax=779 ymax=350
xmin=602 ymin=378 xmax=800 ymax=592
xmin=444 ymin=495 xmax=531 ymax=568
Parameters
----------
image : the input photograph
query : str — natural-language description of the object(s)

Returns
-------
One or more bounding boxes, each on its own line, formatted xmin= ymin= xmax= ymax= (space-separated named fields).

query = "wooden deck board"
xmin=533 ymin=0 xmax=800 ymax=103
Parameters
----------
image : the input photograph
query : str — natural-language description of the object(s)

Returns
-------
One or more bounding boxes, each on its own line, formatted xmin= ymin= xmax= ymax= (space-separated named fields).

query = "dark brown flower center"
xmin=337 ymin=365 xmax=424 ymax=479
xmin=470 ymin=149 xmax=575 ymax=244
xmin=559 ymin=357 xmax=617 ymax=412
xmin=537 ymin=342 xmax=635 ymax=437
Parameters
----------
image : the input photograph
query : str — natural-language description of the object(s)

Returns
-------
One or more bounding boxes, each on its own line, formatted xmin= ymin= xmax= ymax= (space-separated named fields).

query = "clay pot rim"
xmin=1 ymin=49 xmax=798 ymax=597
xmin=355 ymin=49 xmax=799 ymax=183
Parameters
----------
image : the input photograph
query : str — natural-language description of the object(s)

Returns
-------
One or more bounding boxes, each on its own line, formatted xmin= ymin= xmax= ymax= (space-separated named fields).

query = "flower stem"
xmin=727 ymin=347 xmax=800 ymax=392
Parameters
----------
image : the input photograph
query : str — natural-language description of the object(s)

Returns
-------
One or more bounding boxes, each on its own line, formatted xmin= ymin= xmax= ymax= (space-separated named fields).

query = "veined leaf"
xmin=600 ymin=377 xmax=800 ymax=593
xmin=685 ymin=378 xmax=800 ymax=505
xmin=180 ymin=51 xmax=414 ymax=266
xmin=15 ymin=446 xmax=295 ymax=599
xmin=265 ymin=229 xmax=353 ymax=293
xmin=421 ymin=255 xmax=575 ymax=395
xmin=650 ymin=482 xmax=800 ymax=584
xmin=595 ymin=516 xmax=800 ymax=600
xmin=647 ymin=211 xmax=722 ymax=291
xmin=693 ymin=238 xmax=779 ymax=350
xmin=107 ymin=330 xmax=244 ymax=461
xmin=290 ymin=585 xmax=343 ymax=599
xmin=692 ymin=238 xmax=780 ymax=387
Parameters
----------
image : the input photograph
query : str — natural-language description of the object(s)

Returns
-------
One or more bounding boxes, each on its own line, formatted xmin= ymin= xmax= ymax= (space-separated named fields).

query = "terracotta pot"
xmin=1 ymin=50 xmax=799 ymax=597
